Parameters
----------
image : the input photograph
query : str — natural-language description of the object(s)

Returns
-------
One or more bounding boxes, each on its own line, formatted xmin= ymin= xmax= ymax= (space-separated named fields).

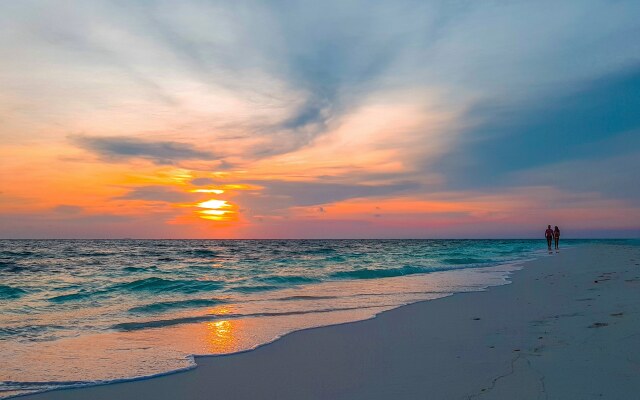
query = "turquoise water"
xmin=0 ymin=239 xmax=599 ymax=397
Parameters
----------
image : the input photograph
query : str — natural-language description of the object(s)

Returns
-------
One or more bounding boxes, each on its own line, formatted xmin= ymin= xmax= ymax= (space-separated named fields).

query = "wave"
xmin=0 ymin=260 xmax=17 ymax=269
xmin=0 ymin=250 xmax=34 ymax=257
xmin=323 ymin=255 xmax=347 ymax=262
xmin=256 ymin=275 xmax=320 ymax=285
xmin=0 ymin=285 xmax=27 ymax=300
xmin=230 ymin=285 xmax=280 ymax=293
xmin=122 ymin=266 xmax=158 ymax=273
xmin=330 ymin=265 xmax=437 ymax=280
xmin=128 ymin=298 xmax=226 ymax=314
xmin=298 ymin=247 xmax=336 ymax=255
xmin=190 ymin=249 xmax=218 ymax=257
xmin=73 ymin=252 xmax=115 ymax=257
xmin=47 ymin=291 xmax=95 ymax=303
xmin=111 ymin=277 xmax=223 ymax=294
xmin=276 ymin=295 xmax=339 ymax=301
xmin=113 ymin=305 xmax=386 ymax=331
xmin=0 ymin=324 xmax=66 ymax=340
xmin=442 ymin=257 xmax=491 ymax=265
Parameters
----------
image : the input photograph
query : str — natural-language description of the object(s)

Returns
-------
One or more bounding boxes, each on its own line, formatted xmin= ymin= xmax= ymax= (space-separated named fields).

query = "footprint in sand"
xmin=588 ymin=322 xmax=609 ymax=328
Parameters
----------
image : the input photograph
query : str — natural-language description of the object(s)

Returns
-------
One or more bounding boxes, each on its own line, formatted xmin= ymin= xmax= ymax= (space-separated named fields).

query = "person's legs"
xmin=555 ymin=238 xmax=559 ymax=249
xmin=547 ymin=237 xmax=552 ymax=250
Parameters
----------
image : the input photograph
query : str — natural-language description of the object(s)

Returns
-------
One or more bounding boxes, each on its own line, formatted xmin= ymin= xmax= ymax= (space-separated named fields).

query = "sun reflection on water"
xmin=205 ymin=320 xmax=239 ymax=353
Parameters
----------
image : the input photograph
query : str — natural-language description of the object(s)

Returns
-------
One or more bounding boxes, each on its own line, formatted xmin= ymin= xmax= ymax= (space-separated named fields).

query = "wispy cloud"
xmin=72 ymin=135 xmax=216 ymax=165
xmin=434 ymin=65 xmax=640 ymax=191
xmin=238 ymin=180 xmax=422 ymax=217
xmin=190 ymin=178 xmax=216 ymax=186
xmin=116 ymin=186 xmax=194 ymax=203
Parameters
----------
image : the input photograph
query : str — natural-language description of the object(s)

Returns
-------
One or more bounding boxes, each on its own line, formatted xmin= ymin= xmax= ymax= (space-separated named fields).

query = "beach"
xmin=16 ymin=242 xmax=639 ymax=399
xmin=3 ymin=1 xmax=638 ymax=398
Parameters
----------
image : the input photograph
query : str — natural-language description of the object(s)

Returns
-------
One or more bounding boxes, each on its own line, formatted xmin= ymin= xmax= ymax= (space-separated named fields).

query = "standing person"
xmin=545 ymin=225 xmax=554 ymax=252
xmin=554 ymin=226 xmax=560 ymax=251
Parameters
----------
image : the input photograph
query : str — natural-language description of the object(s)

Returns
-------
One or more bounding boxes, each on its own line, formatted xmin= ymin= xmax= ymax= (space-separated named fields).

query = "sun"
xmin=196 ymin=199 xmax=236 ymax=221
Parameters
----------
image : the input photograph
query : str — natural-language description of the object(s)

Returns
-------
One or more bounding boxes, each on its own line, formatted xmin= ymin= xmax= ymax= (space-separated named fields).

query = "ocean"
xmin=0 ymin=239 xmax=592 ymax=397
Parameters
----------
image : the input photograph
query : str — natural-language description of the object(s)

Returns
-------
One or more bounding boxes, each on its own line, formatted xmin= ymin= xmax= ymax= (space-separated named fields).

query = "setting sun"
xmin=196 ymin=199 xmax=236 ymax=221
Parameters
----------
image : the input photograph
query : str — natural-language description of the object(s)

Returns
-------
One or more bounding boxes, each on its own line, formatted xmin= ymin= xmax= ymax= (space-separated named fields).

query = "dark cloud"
xmin=267 ymin=180 xmax=420 ymax=207
xmin=240 ymin=180 xmax=421 ymax=214
xmin=435 ymin=65 xmax=640 ymax=190
xmin=190 ymin=178 xmax=216 ymax=186
xmin=116 ymin=186 xmax=193 ymax=203
xmin=515 ymin=149 xmax=640 ymax=205
xmin=72 ymin=135 xmax=216 ymax=164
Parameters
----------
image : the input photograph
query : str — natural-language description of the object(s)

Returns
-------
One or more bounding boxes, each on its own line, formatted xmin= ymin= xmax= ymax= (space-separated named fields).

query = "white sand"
xmin=20 ymin=243 xmax=640 ymax=399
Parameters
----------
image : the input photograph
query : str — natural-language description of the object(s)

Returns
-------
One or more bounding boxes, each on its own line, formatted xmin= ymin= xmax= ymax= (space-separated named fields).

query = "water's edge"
xmin=5 ymin=250 xmax=557 ymax=399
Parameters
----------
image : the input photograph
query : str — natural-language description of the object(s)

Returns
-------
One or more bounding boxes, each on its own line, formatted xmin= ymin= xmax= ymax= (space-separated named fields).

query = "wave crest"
xmin=112 ymin=277 xmax=223 ymax=294
xmin=330 ymin=265 xmax=435 ymax=280
xmin=128 ymin=298 xmax=226 ymax=314
xmin=0 ymin=284 xmax=27 ymax=300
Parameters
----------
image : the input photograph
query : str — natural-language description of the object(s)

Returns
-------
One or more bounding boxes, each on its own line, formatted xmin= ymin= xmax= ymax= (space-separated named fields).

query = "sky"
xmin=1 ymin=0 xmax=639 ymax=239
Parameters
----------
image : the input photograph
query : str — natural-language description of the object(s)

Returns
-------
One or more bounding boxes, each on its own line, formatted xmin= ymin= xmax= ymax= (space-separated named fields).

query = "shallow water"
xmin=0 ymin=239 xmax=595 ymax=397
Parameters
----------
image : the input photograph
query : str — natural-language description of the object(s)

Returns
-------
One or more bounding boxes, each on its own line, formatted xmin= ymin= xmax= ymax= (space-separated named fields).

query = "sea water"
xmin=0 ymin=239 xmax=588 ymax=397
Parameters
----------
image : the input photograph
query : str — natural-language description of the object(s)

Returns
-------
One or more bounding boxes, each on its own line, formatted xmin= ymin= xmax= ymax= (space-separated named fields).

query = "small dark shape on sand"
xmin=610 ymin=312 xmax=624 ymax=317
xmin=473 ymin=317 xmax=481 ymax=320
xmin=589 ymin=322 xmax=609 ymax=328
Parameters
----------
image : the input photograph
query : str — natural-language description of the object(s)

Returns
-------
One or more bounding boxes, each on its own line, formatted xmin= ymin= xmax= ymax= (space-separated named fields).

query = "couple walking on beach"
xmin=545 ymin=225 xmax=560 ymax=252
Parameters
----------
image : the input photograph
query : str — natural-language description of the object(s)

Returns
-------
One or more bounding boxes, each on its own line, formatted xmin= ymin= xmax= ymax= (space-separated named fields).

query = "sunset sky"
xmin=1 ymin=1 xmax=639 ymax=238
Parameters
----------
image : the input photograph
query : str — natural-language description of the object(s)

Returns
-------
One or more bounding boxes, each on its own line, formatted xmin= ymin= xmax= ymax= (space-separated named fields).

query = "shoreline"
xmin=16 ymin=242 xmax=640 ymax=399
xmin=4 ymin=258 xmax=525 ymax=399
xmin=3 ymin=244 xmax=536 ymax=398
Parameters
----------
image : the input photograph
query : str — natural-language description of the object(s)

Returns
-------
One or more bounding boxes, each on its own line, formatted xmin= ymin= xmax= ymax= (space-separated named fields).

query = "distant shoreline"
xmin=2 ymin=238 xmax=637 ymax=240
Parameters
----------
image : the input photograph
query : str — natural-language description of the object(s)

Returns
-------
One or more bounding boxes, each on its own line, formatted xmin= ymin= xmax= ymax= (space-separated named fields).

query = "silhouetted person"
xmin=545 ymin=225 xmax=554 ymax=251
xmin=554 ymin=226 xmax=560 ymax=251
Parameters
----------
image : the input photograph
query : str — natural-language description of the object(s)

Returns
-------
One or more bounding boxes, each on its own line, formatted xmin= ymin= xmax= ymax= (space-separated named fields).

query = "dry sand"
xmin=21 ymin=243 xmax=640 ymax=399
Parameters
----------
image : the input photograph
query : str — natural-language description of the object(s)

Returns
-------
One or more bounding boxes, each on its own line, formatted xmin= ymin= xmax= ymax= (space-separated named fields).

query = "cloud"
xmin=239 ymin=180 xmax=421 ymax=216
xmin=513 ymin=149 xmax=640 ymax=205
xmin=52 ymin=205 xmax=83 ymax=214
xmin=434 ymin=65 xmax=640 ymax=191
xmin=190 ymin=177 xmax=216 ymax=186
xmin=72 ymin=135 xmax=216 ymax=164
xmin=116 ymin=186 xmax=193 ymax=203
